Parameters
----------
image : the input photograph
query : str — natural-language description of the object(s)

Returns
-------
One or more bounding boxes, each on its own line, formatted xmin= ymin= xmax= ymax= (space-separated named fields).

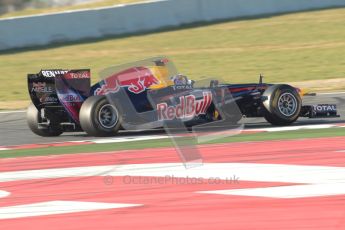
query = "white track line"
xmin=0 ymin=135 xmax=170 ymax=151
xmin=0 ymin=190 xmax=10 ymax=199
xmin=0 ymin=163 xmax=342 ymax=185
xmin=0 ymin=201 xmax=142 ymax=220
xmin=0 ymin=163 xmax=345 ymax=198
xmin=0 ymin=110 xmax=26 ymax=114
xmin=199 ymin=183 xmax=345 ymax=199
xmin=245 ymin=124 xmax=338 ymax=133
xmin=91 ymin=135 xmax=169 ymax=144
xmin=317 ymin=92 xmax=345 ymax=95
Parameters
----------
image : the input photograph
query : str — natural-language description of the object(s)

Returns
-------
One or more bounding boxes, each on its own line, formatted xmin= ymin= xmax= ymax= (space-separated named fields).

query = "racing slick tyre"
xmin=262 ymin=84 xmax=301 ymax=126
xmin=27 ymin=103 xmax=63 ymax=137
xmin=79 ymin=96 xmax=122 ymax=137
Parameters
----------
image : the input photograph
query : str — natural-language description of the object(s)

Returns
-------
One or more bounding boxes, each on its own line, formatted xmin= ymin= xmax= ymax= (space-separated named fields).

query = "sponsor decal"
xmin=41 ymin=70 xmax=68 ymax=78
xmin=58 ymin=94 xmax=83 ymax=103
xmin=173 ymin=85 xmax=193 ymax=90
xmin=40 ymin=96 xmax=58 ymax=103
xmin=64 ymin=71 xmax=90 ymax=79
xmin=124 ymin=73 xmax=159 ymax=94
xmin=313 ymin=104 xmax=337 ymax=112
xmin=157 ymin=92 xmax=212 ymax=120
xmin=94 ymin=79 xmax=120 ymax=96
xmin=31 ymin=82 xmax=53 ymax=93
xmin=95 ymin=67 xmax=159 ymax=95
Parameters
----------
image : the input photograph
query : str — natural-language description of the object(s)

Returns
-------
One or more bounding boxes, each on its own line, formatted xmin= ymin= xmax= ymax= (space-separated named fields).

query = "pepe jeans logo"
xmin=31 ymin=82 xmax=53 ymax=93
xmin=157 ymin=92 xmax=212 ymax=120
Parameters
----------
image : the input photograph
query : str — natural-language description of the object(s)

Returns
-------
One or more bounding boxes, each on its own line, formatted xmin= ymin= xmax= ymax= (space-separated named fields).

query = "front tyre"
xmin=79 ymin=96 xmax=121 ymax=137
xmin=27 ymin=103 xmax=63 ymax=137
xmin=262 ymin=84 xmax=301 ymax=126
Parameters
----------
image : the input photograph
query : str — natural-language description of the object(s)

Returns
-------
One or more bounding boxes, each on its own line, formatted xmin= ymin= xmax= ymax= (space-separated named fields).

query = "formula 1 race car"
xmin=27 ymin=57 xmax=339 ymax=137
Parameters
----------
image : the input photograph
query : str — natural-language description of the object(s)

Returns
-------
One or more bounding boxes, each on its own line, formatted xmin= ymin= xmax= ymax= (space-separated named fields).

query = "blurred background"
xmin=0 ymin=0 xmax=138 ymax=16
xmin=0 ymin=0 xmax=344 ymax=110
xmin=0 ymin=0 xmax=94 ymax=14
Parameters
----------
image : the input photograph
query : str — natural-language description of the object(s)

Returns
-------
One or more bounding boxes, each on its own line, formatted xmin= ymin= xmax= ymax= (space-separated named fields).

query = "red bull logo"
xmin=95 ymin=67 xmax=159 ymax=95
xmin=157 ymin=92 xmax=213 ymax=120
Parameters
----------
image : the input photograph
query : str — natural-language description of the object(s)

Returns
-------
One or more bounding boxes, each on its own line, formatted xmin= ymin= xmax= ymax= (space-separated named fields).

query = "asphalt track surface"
xmin=0 ymin=92 xmax=344 ymax=146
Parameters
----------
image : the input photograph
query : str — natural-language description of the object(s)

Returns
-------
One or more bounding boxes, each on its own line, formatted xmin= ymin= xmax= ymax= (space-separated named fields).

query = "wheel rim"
xmin=98 ymin=104 xmax=118 ymax=129
xmin=277 ymin=92 xmax=298 ymax=117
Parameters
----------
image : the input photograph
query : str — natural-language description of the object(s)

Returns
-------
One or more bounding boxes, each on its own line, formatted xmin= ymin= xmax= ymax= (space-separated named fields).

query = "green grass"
xmin=0 ymin=8 xmax=345 ymax=103
xmin=0 ymin=0 xmax=142 ymax=19
xmin=0 ymin=127 xmax=344 ymax=159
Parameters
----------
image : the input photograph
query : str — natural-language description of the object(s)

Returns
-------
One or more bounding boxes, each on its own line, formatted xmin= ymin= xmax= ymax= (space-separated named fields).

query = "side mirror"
xmin=259 ymin=74 xmax=264 ymax=84
xmin=210 ymin=80 xmax=219 ymax=88
xmin=190 ymin=80 xmax=195 ymax=87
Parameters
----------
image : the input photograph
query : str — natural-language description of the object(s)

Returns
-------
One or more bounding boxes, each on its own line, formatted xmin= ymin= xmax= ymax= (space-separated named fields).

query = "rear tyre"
xmin=79 ymin=96 xmax=122 ymax=137
xmin=27 ymin=103 xmax=63 ymax=137
xmin=262 ymin=84 xmax=301 ymax=126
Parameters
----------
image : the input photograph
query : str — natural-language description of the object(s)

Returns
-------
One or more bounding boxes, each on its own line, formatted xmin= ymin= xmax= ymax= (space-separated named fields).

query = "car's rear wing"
xmin=28 ymin=69 xmax=91 ymax=122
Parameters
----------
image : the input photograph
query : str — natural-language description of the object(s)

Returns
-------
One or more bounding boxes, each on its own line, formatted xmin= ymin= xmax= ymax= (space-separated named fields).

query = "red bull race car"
xmin=27 ymin=57 xmax=339 ymax=137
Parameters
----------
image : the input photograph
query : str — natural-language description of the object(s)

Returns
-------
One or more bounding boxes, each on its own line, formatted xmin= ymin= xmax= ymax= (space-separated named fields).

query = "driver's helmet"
xmin=171 ymin=74 xmax=190 ymax=85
